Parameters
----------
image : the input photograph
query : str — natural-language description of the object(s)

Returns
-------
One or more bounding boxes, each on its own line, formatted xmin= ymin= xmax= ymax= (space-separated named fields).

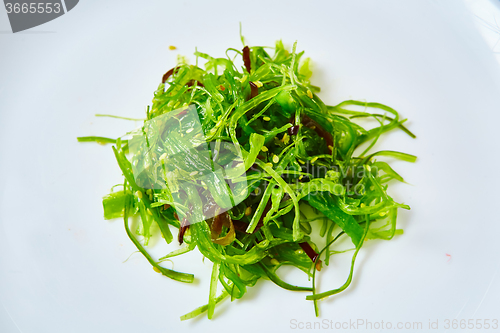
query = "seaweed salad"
xmin=78 ymin=34 xmax=416 ymax=320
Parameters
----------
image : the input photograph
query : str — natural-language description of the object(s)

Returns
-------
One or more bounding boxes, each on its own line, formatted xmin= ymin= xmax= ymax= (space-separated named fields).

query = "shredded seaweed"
xmin=79 ymin=36 xmax=416 ymax=320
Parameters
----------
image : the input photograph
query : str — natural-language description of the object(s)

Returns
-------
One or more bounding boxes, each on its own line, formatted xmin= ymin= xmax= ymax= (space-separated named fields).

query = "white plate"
xmin=1 ymin=0 xmax=500 ymax=332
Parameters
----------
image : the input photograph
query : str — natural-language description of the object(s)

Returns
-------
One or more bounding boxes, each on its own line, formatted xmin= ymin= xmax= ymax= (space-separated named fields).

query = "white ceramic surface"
xmin=1 ymin=1 xmax=500 ymax=332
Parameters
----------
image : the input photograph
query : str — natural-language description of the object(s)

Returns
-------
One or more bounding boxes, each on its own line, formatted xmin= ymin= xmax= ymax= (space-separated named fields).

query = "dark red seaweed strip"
xmin=162 ymin=66 xmax=179 ymax=83
xmin=210 ymin=211 xmax=232 ymax=240
xmin=243 ymin=46 xmax=251 ymax=73
xmin=178 ymin=217 xmax=189 ymax=245
xmin=287 ymin=125 xmax=300 ymax=136
xmin=232 ymin=220 xmax=249 ymax=233
xmin=299 ymin=242 xmax=319 ymax=262
xmin=249 ymin=81 xmax=258 ymax=99
xmin=178 ymin=204 xmax=194 ymax=245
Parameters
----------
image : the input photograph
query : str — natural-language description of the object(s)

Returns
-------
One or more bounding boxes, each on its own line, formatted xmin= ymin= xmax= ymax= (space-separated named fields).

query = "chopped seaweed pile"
xmin=78 ymin=37 xmax=416 ymax=320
